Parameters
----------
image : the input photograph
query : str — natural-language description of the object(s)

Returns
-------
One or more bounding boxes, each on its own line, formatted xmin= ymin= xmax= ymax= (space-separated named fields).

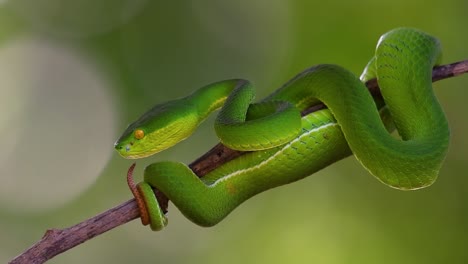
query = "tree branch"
xmin=9 ymin=60 xmax=468 ymax=264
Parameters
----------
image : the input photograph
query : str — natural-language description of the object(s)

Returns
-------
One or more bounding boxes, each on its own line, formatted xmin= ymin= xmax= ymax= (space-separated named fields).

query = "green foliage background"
xmin=1 ymin=0 xmax=467 ymax=263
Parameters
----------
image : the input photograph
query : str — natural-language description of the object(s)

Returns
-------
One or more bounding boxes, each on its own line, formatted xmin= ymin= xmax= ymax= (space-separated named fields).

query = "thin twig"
xmin=9 ymin=60 xmax=468 ymax=264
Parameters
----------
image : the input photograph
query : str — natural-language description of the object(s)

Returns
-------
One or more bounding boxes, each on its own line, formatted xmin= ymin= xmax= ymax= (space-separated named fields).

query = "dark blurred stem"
xmin=9 ymin=59 xmax=468 ymax=264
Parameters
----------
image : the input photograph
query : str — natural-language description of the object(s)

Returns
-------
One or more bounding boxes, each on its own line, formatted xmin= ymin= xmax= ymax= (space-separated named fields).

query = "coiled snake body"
xmin=115 ymin=28 xmax=449 ymax=231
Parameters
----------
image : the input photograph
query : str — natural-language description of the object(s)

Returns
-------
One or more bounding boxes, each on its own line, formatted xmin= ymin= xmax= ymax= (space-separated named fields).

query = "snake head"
xmin=114 ymin=99 xmax=199 ymax=159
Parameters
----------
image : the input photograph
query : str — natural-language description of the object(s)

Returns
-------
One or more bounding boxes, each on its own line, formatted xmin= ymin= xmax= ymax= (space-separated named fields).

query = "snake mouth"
xmin=114 ymin=142 xmax=157 ymax=159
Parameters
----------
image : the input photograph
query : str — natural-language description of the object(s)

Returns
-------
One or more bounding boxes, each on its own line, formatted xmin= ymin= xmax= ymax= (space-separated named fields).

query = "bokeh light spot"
xmin=0 ymin=37 xmax=117 ymax=212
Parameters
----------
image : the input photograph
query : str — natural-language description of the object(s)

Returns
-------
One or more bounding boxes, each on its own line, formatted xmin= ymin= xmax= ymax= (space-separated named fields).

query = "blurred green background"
xmin=1 ymin=0 xmax=467 ymax=263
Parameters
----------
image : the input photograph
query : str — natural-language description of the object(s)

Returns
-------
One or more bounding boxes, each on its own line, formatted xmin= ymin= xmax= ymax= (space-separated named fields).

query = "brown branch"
xmin=9 ymin=200 xmax=141 ymax=264
xmin=190 ymin=60 xmax=468 ymax=176
xmin=9 ymin=60 xmax=468 ymax=264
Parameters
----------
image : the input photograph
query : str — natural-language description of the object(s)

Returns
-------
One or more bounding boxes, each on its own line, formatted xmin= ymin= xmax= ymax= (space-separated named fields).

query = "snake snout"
xmin=114 ymin=140 xmax=134 ymax=157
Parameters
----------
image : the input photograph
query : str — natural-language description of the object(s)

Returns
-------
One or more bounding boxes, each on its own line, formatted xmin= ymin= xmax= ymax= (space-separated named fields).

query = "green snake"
xmin=115 ymin=28 xmax=450 ymax=231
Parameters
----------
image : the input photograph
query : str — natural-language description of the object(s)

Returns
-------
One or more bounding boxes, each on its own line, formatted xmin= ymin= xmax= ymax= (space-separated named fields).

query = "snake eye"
xmin=134 ymin=129 xmax=145 ymax=140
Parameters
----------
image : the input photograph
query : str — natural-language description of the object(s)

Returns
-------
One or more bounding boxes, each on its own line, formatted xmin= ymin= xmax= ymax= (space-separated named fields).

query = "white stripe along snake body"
xmin=115 ymin=28 xmax=449 ymax=231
